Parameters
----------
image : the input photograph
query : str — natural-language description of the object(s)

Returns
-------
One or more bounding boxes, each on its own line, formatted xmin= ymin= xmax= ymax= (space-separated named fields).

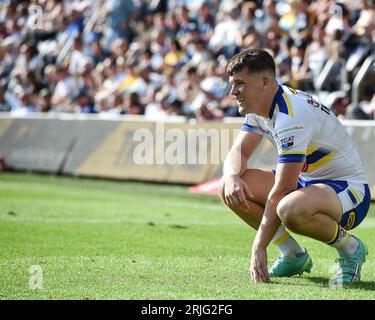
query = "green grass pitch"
xmin=1 ymin=172 xmax=375 ymax=300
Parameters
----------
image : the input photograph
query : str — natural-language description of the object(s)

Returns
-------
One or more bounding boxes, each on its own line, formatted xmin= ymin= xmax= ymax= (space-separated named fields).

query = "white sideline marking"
xmin=0 ymin=186 xmax=225 ymax=212
xmin=3 ymin=214 xmax=373 ymax=228
xmin=0 ymin=214 xmax=238 ymax=226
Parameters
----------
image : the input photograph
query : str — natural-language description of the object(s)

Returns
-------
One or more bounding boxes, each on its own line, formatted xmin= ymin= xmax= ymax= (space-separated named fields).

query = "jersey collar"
xmin=268 ymin=85 xmax=284 ymax=119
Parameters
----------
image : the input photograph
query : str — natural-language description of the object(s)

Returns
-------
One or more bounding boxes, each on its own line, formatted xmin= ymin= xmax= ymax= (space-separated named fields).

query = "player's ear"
xmin=261 ymin=75 xmax=271 ymax=89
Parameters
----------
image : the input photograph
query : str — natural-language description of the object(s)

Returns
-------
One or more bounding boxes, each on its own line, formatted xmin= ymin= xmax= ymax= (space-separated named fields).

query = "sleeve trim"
xmin=241 ymin=123 xmax=262 ymax=134
xmin=278 ymin=154 xmax=306 ymax=163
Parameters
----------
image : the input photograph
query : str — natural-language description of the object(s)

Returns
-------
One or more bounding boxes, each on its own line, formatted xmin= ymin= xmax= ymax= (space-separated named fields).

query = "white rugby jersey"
xmin=241 ymin=85 xmax=367 ymax=183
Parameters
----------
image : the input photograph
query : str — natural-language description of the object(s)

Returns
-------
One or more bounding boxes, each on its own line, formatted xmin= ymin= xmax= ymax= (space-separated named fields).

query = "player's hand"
xmin=223 ymin=175 xmax=253 ymax=212
xmin=250 ymin=245 xmax=270 ymax=283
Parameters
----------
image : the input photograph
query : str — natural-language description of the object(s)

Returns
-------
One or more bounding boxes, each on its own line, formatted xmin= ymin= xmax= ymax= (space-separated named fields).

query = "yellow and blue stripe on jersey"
xmin=278 ymin=146 xmax=335 ymax=169
xmin=304 ymin=146 xmax=335 ymax=172
xmin=269 ymin=85 xmax=294 ymax=119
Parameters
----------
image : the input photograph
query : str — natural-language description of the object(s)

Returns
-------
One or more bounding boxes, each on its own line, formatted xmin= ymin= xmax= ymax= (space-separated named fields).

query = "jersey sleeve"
xmin=275 ymin=117 xmax=314 ymax=164
xmin=241 ymin=114 xmax=263 ymax=135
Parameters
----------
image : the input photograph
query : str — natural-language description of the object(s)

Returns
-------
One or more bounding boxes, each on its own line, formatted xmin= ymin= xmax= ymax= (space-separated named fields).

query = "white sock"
xmin=327 ymin=223 xmax=358 ymax=256
xmin=272 ymin=224 xmax=305 ymax=257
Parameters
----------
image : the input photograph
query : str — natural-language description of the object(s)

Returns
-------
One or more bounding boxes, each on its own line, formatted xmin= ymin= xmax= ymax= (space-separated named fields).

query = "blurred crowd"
xmin=0 ymin=0 xmax=374 ymax=120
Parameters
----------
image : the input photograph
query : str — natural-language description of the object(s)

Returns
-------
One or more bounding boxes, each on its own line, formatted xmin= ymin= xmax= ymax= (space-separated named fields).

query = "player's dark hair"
xmin=226 ymin=48 xmax=276 ymax=77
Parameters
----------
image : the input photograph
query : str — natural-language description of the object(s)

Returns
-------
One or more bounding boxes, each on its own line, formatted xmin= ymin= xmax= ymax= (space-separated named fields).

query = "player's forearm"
xmin=253 ymin=191 xmax=285 ymax=249
xmin=223 ymin=131 xmax=262 ymax=178
xmin=223 ymin=151 xmax=248 ymax=178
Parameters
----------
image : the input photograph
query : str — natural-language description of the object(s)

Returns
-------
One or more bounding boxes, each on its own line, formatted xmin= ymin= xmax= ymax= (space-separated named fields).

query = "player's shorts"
xmin=271 ymin=170 xmax=371 ymax=230
xmin=296 ymin=177 xmax=371 ymax=230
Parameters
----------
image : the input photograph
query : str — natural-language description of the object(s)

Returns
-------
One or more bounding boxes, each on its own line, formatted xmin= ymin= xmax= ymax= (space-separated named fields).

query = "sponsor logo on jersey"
xmin=280 ymin=136 xmax=294 ymax=151
xmin=276 ymin=125 xmax=304 ymax=135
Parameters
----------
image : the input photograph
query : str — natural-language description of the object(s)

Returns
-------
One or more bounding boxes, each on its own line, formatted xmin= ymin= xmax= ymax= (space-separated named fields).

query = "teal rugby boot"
xmin=331 ymin=236 xmax=368 ymax=287
xmin=269 ymin=249 xmax=313 ymax=277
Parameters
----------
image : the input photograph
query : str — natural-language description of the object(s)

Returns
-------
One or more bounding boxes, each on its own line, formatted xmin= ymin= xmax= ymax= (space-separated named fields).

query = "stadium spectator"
xmin=189 ymin=38 xmax=212 ymax=67
xmin=10 ymin=91 xmax=36 ymax=115
xmin=254 ymin=0 xmax=281 ymax=37
xmin=289 ymin=40 xmax=307 ymax=88
xmin=119 ymin=91 xmax=144 ymax=115
xmin=347 ymin=93 xmax=375 ymax=120
xmin=51 ymin=65 xmax=78 ymax=112
xmin=144 ymin=89 xmax=170 ymax=119
xmin=132 ymin=65 xmax=163 ymax=105
xmin=65 ymin=2 xmax=86 ymax=39
xmin=103 ymin=0 xmax=136 ymax=48
xmin=325 ymin=91 xmax=350 ymax=118
xmin=165 ymin=98 xmax=184 ymax=116
xmin=353 ymin=0 xmax=375 ymax=38
xmin=196 ymin=103 xmax=225 ymax=121
xmin=195 ymin=2 xmax=215 ymax=42
xmin=68 ymin=34 xmax=92 ymax=76
xmin=327 ymin=29 xmax=345 ymax=61
xmin=110 ymin=92 xmax=125 ymax=114
xmin=0 ymin=80 xmax=10 ymax=112
xmin=163 ymin=37 xmax=186 ymax=72
xmin=0 ymin=21 xmax=7 ymax=40
xmin=294 ymin=25 xmax=328 ymax=89
xmin=109 ymin=37 xmax=129 ymax=59
xmin=177 ymin=65 xmax=205 ymax=115
xmin=13 ymin=42 xmax=43 ymax=80
xmin=86 ymin=35 xmax=108 ymax=65
xmin=175 ymin=5 xmax=198 ymax=42
xmin=0 ymin=0 xmax=374 ymax=120
xmin=73 ymin=86 xmax=96 ymax=113
xmin=241 ymin=26 xmax=261 ymax=49
xmin=42 ymin=0 xmax=64 ymax=30
xmin=209 ymin=7 xmax=242 ymax=58
xmin=37 ymin=88 xmax=53 ymax=113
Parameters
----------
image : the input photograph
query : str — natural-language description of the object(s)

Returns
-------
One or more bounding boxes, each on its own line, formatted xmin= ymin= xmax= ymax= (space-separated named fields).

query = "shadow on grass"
xmin=307 ymin=276 xmax=375 ymax=291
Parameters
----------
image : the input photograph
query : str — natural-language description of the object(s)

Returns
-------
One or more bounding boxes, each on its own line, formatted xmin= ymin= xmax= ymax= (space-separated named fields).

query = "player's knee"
xmin=217 ymin=177 xmax=242 ymax=212
xmin=277 ymin=198 xmax=304 ymax=232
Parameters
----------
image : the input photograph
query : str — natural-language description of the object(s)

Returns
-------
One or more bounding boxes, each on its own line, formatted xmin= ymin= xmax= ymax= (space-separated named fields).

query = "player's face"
xmin=229 ymin=69 xmax=263 ymax=115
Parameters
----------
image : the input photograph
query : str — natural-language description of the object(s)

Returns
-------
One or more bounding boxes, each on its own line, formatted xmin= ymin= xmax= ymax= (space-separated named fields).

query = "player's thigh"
xmin=279 ymin=183 xmax=343 ymax=223
xmin=240 ymin=168 xmax=275 ymax=205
